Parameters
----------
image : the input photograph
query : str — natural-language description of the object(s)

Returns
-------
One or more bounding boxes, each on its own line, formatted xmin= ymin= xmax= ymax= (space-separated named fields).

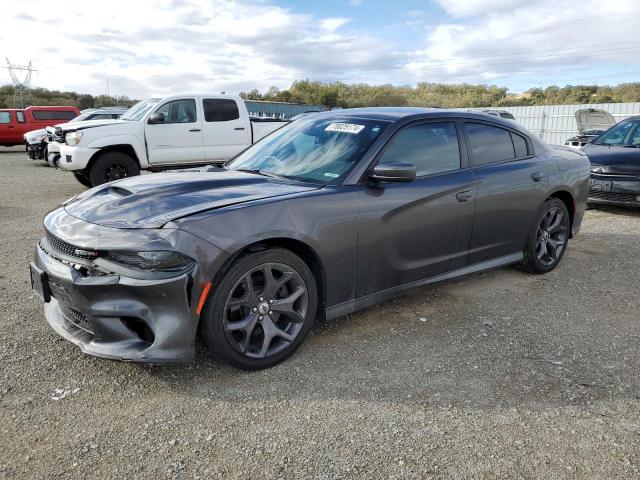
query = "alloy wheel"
xmin=535 ymin=206 xmax=568 ymax=266
xmin=223 ymin=262 xmax=309 ymax=359
xmin=104 ymin=163 xmax=128 ymax=181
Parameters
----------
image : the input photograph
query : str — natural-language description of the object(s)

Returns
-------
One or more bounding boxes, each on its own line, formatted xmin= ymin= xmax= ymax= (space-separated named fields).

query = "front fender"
xmin=85 ymin=134 xmax=148 ymax=167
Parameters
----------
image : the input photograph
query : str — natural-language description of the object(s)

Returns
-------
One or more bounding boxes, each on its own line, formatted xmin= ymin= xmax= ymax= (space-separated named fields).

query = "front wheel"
xmin=200 ymin=248 xmax=318 ymax=370
xmin=73 ymin=171 xmax=93 ymax=188
xmin=87 ymin=151 xmax=140 ymax=187
xmin=521 ymin=198 xmax=570 ymax=274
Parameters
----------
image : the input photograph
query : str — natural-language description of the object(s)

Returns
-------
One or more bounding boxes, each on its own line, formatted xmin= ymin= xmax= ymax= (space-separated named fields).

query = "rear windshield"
xmin=32 ymin=110 xmax=77 ymax=121
xmin=228 ymin=115 xmax=390 ymax=184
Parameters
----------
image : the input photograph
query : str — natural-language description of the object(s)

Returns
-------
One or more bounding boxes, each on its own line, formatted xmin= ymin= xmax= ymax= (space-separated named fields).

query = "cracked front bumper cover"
xmin=32 ymin=207 xmax=230 ymax=363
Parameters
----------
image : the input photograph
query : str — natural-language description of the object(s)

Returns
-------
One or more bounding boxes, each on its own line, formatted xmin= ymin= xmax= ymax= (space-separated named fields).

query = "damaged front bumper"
xmin=31 ymin=208 xmax=229 ymax=362
xmin=588 ymin=173 xmax=640 ymax=207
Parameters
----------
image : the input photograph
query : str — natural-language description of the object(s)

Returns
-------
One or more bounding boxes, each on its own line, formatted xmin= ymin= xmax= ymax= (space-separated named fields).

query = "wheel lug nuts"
xmin=269 ymin=299 xmax=274 ymax=304
xmin=258 ymin=315 xmax=263 ymax=320
xmin=259 ymin=297 xmax=264 ymax=301
xmin=269 ymin=311 xmax=273 ymax=315
xmin=252 ymin=308 xmax=257 ymax=312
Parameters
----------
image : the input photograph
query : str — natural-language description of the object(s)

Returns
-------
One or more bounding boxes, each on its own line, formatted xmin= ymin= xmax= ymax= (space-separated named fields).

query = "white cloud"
xmin=1 ymin=0 xmax=639 ymax=98
xmin=409 ymin=0 xmax=640 ymax=86
xmin=432 ymin=0 xmax=530 ymax=18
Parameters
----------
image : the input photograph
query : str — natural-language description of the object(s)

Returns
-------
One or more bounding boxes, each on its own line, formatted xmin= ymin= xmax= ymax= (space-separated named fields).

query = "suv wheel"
xmin=200 ymin=248 xmax=318 ymax=370
xmin=88 ymin=151 xmax=140 ymax=187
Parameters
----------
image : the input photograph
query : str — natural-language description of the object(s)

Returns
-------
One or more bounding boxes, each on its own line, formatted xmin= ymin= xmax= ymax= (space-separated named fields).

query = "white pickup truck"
xmin=48 ymin=94 xmax=289 ymax=187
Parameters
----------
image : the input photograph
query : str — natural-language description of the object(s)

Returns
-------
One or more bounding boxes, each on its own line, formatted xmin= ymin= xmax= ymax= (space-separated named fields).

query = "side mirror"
xmin=148 ymin=112 xmax=165 ymax=124
xmin=369 ymin=162 xmax=416 ymax=183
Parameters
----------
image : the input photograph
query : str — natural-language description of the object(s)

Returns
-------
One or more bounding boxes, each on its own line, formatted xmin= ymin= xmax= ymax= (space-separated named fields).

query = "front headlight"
xmin=65 ymin=131 xmax=83 ymax=146
xmin=104 ymin=250 xmax=194 ymax=272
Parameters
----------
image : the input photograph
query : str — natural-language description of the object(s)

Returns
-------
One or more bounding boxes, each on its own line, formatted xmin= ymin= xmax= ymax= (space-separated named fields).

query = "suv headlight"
xmin=65 ymin=131 xmax=83 ymax=146
xmin=104 ymin=250 xmax=194 ymax=272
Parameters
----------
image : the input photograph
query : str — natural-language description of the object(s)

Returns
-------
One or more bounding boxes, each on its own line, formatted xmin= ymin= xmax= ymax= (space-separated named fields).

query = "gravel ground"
xmin=1 ymin=146 xmax=639 ymax=479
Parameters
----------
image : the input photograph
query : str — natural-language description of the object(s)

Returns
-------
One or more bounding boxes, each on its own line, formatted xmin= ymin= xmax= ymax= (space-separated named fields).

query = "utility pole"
xmin=3 ymin=58 xmax=36 ymax=108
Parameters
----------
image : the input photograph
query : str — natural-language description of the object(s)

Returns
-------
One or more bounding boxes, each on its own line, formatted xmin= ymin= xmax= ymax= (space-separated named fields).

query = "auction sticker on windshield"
xmin=325 ymin=123 xmax=365 ymax=134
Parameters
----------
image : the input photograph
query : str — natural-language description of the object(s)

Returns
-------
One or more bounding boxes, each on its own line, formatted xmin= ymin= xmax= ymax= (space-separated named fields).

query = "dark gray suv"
xmin=30 ymin=108 xmax=590 ymax=369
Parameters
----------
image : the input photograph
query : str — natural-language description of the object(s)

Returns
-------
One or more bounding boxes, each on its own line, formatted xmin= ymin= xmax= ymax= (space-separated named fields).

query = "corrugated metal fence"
xmin=244 ymin=100 xmax=326 ymax=119
xmin=469 ymin=102 xmax=640 ymax=145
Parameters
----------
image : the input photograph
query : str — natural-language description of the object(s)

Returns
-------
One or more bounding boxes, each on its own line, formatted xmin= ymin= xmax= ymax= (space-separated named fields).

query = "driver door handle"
xmin=456 ymin=190 xmax=473 ymax=202
xmin=234 ymin=127 xmax=245 ymax=131
xmin=188 ymin=128 xmax=201 ymax=132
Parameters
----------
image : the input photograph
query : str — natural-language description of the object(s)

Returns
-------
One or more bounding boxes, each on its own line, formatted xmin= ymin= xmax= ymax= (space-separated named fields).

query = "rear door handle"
xmin=188 ymin=128 xmax=201 ymax=132
xmin=531 ymin=171 xmax=544 ymax=182
xmin=234 ymin=127 xmax=245 ymax=131
xmin=456 ymin=190 xmax=473 ymax=202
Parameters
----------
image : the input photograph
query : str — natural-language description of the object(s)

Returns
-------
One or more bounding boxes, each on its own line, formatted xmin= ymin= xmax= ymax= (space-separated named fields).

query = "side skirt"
xmin=325 ymin=252 xmax=523 ymax=321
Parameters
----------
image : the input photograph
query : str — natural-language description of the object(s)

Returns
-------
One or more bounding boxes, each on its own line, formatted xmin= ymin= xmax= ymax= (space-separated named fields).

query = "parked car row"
xmin=25 ymin=107 xmax=129 ymax=161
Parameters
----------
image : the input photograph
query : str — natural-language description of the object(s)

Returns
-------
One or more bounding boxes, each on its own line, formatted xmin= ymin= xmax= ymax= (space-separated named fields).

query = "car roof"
xmin=312 ymin=107 xmax=520 ymax=127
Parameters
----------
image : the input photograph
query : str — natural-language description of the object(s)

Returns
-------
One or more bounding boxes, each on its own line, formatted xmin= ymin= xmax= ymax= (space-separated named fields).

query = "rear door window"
xmin=0 ymin=112 xmax=10 ymax=124
xmin=511 ymin=132 xmax=529 ymax=158
xmin=203 ymin=99 xmax=240 ymax=122
xmin=378 ymin=122 xmax=461 ymax=177
xmin=465 ymin=122 xmax=516 ymax=166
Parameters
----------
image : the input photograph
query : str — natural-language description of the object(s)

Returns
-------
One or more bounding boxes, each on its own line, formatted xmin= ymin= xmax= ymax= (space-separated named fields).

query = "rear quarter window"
xmin=465 ymin=122 xmax=515 ymax=166
xmin=203 ymin=99 xmax=240 ymax=122
xmin=16 ymin=111 xmax=25 ymax=123
xmin=511 ymin=132 xmax=529 ymax=157
xmin=32 ymin=110 xmax=77 ymax=121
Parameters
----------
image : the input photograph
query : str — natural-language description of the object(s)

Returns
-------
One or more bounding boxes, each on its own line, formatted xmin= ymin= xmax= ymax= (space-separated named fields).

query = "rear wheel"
xmin=200 ymin=248 xmax=317 ymax=370
xmin=87 ymin=151 xmax=139 ymax=187
xmin=73 ymin=171 xmax=93 ymax=188
xmin=521 ymin=198 xmax=570 ymax=274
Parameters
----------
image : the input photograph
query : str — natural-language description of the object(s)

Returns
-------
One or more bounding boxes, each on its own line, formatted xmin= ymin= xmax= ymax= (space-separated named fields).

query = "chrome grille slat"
xmin=45 ymin=230 xmax=79 ymax=258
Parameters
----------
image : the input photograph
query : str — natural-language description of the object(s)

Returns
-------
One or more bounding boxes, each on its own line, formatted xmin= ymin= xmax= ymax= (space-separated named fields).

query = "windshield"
xmin=121 ymin=98 xmax=160 ymax=121
xmin=227 ymin=115 xmax=390 ymax=184
xmin=593 ymin=120 xmax=640 ymax=146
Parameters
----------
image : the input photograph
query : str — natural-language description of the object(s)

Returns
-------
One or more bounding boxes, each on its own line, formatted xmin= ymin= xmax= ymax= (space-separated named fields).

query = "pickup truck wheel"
xmin=88 ymin=152 xmax=140 ymax=187
xmin=73 ymin=171 xmax=93 ymax=188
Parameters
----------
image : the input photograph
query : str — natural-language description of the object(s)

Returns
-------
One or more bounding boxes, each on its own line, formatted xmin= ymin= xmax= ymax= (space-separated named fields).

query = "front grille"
xmin=45 ymin=230 xmax=79 ymax=258
xmin=588 ymin=191 xmax=640 ymax=204
xmin=53 ymin=127 xmax=64 ymax=143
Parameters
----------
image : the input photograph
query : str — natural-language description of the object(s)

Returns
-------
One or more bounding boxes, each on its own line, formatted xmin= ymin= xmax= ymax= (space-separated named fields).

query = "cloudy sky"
xmin=2 ymin=0 xmax=640 ymax=98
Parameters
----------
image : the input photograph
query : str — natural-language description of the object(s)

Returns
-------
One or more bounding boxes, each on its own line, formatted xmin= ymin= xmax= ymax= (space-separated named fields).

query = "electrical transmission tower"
xmin=3 ymin=58 xmax=36 ymax=108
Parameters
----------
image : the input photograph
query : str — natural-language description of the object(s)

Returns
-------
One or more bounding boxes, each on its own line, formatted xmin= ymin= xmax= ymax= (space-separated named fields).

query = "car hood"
xmin=582 ymin=143 xmax=640 ymax=176
xmin=63 ymin=168 xmax=321 ymax=229
xmin=575 ymin=108 xmax=615 ymax=133
xmin=57 ymin=118 xmax=128 ymax=132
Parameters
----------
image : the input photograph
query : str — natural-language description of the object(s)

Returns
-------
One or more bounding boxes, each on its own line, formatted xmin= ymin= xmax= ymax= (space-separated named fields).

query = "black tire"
xmin=521 ymin=198 xmax=571 ymax=274
xmin=87 ymin=151 xmax=140 ymax=187
xmin=73 ymin=171 xmax=93 ymax=188
xmin=200 ymin=248 xmax=318 ymax=370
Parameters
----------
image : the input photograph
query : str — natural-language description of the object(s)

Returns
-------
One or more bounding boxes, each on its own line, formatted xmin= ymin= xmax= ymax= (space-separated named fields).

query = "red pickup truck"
xmin=0 ymin=106 xmax=80 ymax=146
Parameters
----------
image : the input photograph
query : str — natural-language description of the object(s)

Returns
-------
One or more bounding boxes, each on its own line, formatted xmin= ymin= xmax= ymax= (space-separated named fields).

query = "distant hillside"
xmin=3 ymin=80 xmax=640 ymax=110
xmin=241 ymin=80 xmax=640 ymax=108
xmin=0 ymin=85 xmax=138 ymax=109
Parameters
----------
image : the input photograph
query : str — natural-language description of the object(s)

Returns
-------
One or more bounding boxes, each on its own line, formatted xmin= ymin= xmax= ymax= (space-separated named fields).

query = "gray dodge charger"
xmin=30 ymin=108 xmax=590 ymax=370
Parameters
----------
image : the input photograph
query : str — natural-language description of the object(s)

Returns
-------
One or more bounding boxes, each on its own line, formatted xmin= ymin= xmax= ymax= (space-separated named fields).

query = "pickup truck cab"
xmin=0 ymin=106 xmax=80 ymax=146
xmin=49 ymin=94 xmax=288 ymax=187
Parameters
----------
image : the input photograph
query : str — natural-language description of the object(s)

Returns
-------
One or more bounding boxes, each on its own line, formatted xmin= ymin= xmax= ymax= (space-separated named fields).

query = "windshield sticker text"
xmin=325 ymin=123 xmax=365 ymax=134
